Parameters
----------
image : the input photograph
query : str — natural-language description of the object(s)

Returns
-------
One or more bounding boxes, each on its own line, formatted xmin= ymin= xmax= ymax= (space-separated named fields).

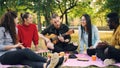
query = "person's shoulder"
xmin=62 ymin=24 xmax=67 ymax=26
xmin=78 ymin=25 xmax=81 ymax=30
xmin=92 ymin=25 xmax=98 ymax=31
xmin=118 ymin=25 xmax=120 ymax=28
xmin=0 ymin=27 xmax=5 ymax=32
xmin=30 ymin=23 xmax=37 ymax=27
xmin=0 ymin=27 xmax=5 ymax=30
xmin=61 ymin=24 xmax=68 ymax=28
xmin=17 ymin=24 xmax=23 ymax=28
xmin=92 ymin=25 xmax=97 ymax=29
xmin=29 ymin=24 xmax=37 ymax=29
xmin=46 ymin=24 xmax=53 ymax=29
xmin=78 ymin=25 xmax=81 ymax=28
xmin=31 ymin=23 xmax=36 ymax=26
xmin=17 ymin=24 xmax=21 ymax=26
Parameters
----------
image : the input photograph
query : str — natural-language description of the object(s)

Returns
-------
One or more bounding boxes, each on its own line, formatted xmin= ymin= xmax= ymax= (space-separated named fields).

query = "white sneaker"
xmin=47 ymin=53 xmax=59 ymax=68
xmin=104 ymin=59 xmax=115 ymax=65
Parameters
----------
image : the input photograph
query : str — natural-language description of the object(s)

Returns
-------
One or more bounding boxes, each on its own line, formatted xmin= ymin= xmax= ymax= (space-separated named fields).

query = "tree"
xmin=0 ymin=0 xmax=32 ymax=17
xmin=105 ymin=0 xmax=120 ymax=14
xmin=56 ymin=0 xmax=78 ymax=25
xmin=91 ymin=0 xmax=120 ymax=26
xmin=31 ymin=0 xmax=58 ymax=31
xmin=0 ymin=0 xmax=10 ymax=17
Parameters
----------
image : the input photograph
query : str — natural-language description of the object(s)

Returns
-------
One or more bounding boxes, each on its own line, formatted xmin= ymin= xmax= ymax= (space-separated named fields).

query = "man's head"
xmin=106 ymin=12 xmax=119 ymax=29
xmin=50 ymin=13 xmax=61 ymax=29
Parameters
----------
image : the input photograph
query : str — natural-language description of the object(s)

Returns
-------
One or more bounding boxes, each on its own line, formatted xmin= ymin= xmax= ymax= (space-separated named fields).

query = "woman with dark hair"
xmin=17 ymin=12 xmax=39 ymax=51
xmin=0 ymin=10 xmax=65 ymax=68
xmin=78 ymin=14 xmax=100 ymax=53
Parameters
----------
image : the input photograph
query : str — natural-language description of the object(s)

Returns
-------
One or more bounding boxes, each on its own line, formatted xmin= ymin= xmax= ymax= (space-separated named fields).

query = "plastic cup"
xmin=92 ymin=55 xmax=96 ymax=61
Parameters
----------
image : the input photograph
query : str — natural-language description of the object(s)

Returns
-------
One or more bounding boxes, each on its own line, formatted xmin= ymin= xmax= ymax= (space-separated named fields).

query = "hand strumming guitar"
xmin=58 ymin=35 xmax=70 ymax=43
xmin=58 ymin=34 xmax=65 ymax=42
xmin=44 ymin=29 xmax=74 ymax=44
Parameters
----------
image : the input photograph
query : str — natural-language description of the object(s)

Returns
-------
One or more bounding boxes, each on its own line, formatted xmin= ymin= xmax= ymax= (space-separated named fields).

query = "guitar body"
xmin=45 ymin=29 xmax=74 ymax=44
xmin=45 ymin=34 xmax=58 ymax=44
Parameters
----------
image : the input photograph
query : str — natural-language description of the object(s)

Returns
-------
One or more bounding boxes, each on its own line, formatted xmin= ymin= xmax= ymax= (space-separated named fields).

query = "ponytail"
xmin=20 ymin=13 xmax=24 ymax=22
xmin=20 ymin=12 xmax=30 ymax=22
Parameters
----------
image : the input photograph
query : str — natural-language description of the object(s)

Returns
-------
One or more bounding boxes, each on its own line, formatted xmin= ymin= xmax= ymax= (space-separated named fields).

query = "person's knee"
xmin=87 ymin=49 xmax=96 ymax=56
xmin=73 ymin=42 xmax=78 ymax=46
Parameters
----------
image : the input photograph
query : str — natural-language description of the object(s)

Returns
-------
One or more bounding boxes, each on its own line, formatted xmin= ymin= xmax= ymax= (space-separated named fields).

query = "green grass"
xmin=32 ymin=30 xmax=113 ymax=51
xmin=71 ymin=30 xmax=112 ymax=43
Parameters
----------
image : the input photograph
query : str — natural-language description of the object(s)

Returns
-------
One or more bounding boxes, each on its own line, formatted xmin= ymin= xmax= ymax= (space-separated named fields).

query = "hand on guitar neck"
xmin=45 ymin=29 xmax=74 ymax=44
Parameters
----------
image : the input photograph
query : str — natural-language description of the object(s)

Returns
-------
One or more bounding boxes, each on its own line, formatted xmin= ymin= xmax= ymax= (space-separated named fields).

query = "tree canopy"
xmin=0 ymin=0 xmax=120 ymax=30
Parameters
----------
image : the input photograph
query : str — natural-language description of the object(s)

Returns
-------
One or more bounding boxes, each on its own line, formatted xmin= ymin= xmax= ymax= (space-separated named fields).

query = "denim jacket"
xmin=78 ymin=25 xmax=100 ymax=53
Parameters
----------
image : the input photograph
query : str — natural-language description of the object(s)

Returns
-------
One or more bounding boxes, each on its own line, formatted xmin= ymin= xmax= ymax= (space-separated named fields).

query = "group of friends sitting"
xmin=0 ymin=10 xmax=120 ymax=68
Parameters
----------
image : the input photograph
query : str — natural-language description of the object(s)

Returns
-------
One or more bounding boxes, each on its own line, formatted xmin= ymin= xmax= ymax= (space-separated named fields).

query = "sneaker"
xmin=47 ymin=53 xmax=67 ymax=68
xmin=104 ymin=59 xmax=115 ymax=65
xmin=47 ymin=53 xmax=59 ymax=68
xmin=69 ymin=54 xmax=77 ymax=58
xmin=55 ymin=56 xmax=65 ymax=68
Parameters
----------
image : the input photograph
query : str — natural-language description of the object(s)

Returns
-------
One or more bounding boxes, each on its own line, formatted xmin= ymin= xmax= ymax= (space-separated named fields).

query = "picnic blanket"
xmin=0 ymin=52 xmax=120 ymax=68
xmin=62 ymin=54 xmax=120 ymax=67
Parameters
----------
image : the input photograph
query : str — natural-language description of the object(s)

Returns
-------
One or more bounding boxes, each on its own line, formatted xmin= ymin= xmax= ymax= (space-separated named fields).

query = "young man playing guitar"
xmin=39 ymin=13 xmax=78 ymax=53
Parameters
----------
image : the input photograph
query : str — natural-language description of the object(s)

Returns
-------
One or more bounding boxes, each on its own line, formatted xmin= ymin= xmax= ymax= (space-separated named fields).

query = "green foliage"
xmin=0 ymin=0 xmax=119 ymax=27
xmin=105 ymin=0 xmax=120 ymax=14
xmin=69 ymin=0 xmax=93 ymax=18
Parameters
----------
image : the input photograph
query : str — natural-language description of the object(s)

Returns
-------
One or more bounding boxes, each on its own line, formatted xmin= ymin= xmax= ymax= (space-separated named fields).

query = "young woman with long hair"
xmin=0 ymin=10 xmax=65 ymax=68
xmin=78 ymin=14 xmax=100 ymax=53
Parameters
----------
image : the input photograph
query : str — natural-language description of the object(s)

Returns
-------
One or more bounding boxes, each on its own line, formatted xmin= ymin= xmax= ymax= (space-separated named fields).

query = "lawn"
xmin=71 ymin=30 xmax=112 ymax=43
xmin=33 ymin=30 xmax=113 ymax=52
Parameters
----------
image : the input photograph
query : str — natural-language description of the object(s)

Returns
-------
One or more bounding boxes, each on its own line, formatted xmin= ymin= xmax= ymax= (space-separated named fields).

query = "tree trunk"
xmin=37 ymin=12 xmax=42 ymax=31
xmin=37 ymin=0 xmax=42 ymax=31
xmin=65 ymin=13 xmax=69 ymax=25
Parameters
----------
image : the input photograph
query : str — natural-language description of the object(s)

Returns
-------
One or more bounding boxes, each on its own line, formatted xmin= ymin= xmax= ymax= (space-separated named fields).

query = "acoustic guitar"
xmin=45 ymin=29 xmax=74 ymax=44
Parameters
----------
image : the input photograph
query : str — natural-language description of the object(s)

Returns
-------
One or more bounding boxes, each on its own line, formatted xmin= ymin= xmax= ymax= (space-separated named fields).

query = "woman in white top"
xmin=78 ymin=14 xmax=100 ymax=53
